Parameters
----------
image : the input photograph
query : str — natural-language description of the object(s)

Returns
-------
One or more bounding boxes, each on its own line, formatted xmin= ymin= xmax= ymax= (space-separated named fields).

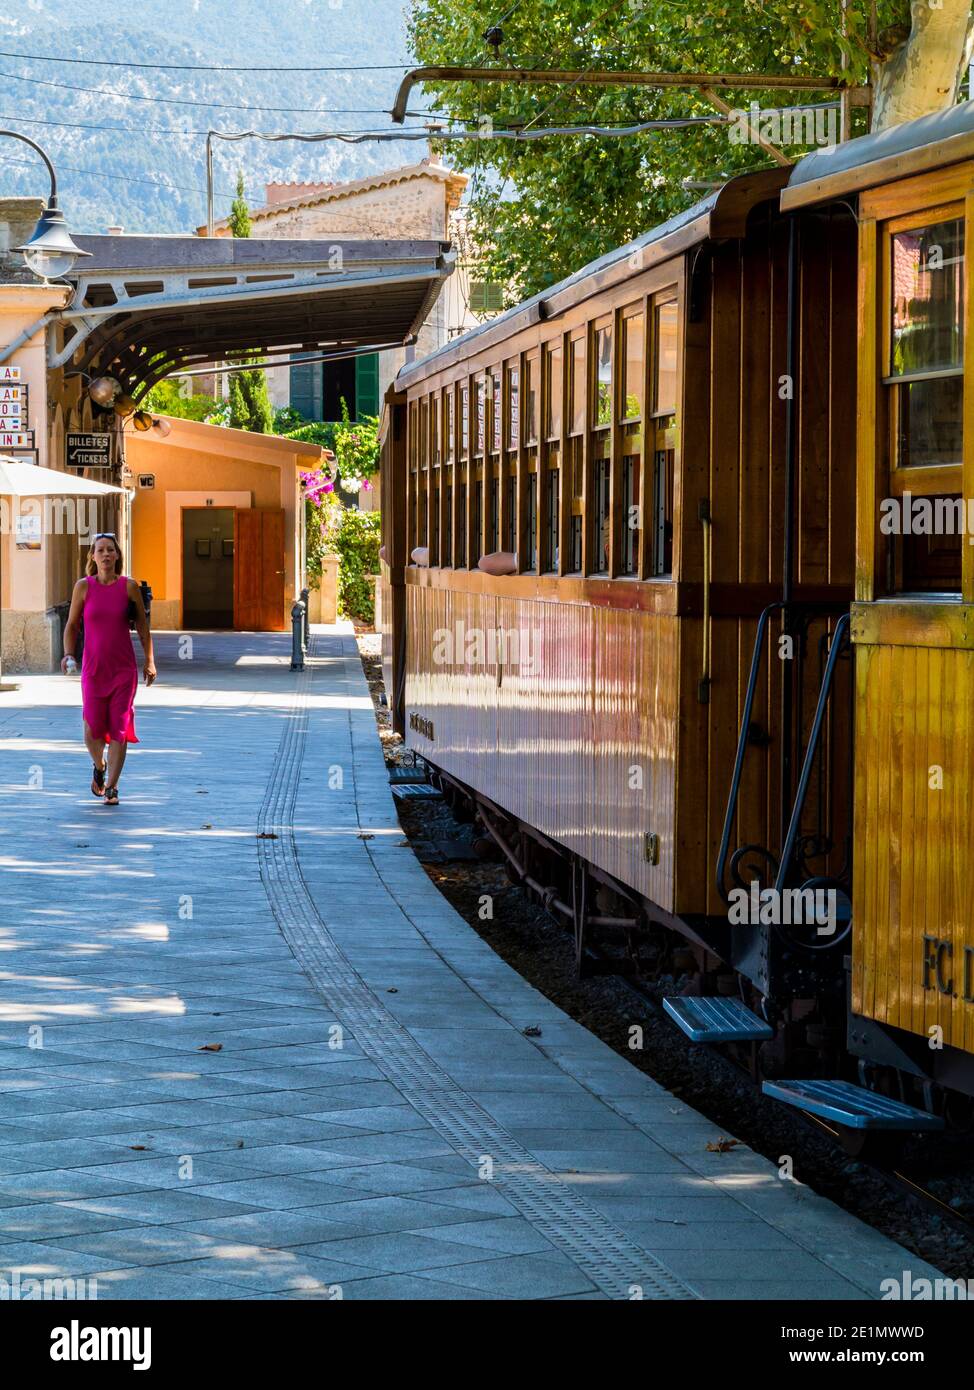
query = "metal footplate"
xmin=761 ymin=1079 xmax=945 ymax=1131
xmin=663 ymin=996 xmax=774 ymax=1043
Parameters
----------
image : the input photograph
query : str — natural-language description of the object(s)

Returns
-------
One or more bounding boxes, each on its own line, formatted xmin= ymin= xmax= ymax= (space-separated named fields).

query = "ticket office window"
xmin=882 ymin=209 xmax=964 ymax=593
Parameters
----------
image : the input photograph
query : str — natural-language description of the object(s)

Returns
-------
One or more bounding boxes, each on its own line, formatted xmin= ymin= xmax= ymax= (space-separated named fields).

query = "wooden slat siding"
xmin=740 ymin=212 xmax=772 ymax=586
xmin=853 ymin=642 xmax=974 ymax=1049
xmin=965 ymin=192 xmax=974 ymax=604
xmin=856 ymin=218 xmax=879 ymax=602
xmin=735 ymin=218 xmax=774 ymax=884
xmin=705 ymin=242 xmax=744 ymax=914
xmin=797 ymin=221 xmax=830 ymax=586
xmin=673 ymin=247 xmax=710 ymax=915
xmin=829 ymin=210 xmax=858 ymax=587
xmin=405 ymin=582 xmax=679 ymax=911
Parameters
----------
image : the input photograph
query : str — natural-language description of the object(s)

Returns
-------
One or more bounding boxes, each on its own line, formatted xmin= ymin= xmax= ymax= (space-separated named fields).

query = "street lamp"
xmin=1 ymin=130 xmax=90 ymax=282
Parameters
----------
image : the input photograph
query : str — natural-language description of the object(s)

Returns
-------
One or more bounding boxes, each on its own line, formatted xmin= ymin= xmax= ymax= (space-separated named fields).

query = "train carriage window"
xmin=593 ymin=457 xmax=610 ymax=573
xmin=621 ymin=455 xmax=639 ymax=575
xmin=654 ymin=298 xmax=679 ymax=416
xmin=505 ymin=472 xmax=517 ymax=553
xmin=492 ymin=373 xmax=502 ymax=452
xmin=546 ymin=344 xmax=563 ymax=440
xmin=526 ymin=469 xmax=539 ymax=571
xmin=431 ymin=394 xmax=440 ymax=466
xmin=507 ymin=364 xmax=520 ymax=449
xmin=544 ymin=463 xmax=560 ymax=572
xmin=461 ymin=383 xmax=470 ymax=458
xmin=419 ymin=398 xmax=428 ymax=466
xmin=881 ymin=210 xmax=965 ymax=593
xmin=443 ymin=480 xmax=452 ymax=566
xmin=446 ymin=388 xmax=455 ymax=461
xmin=570 ymin=336 xmax=585 ymax=434
xmin=568 ymin=436 xmax=583 ymax=573
xmin=652 ymin=448 xmax=674 ymax=577
xmin=475 ymin=378 xmax=486 ymax=456
xmin=431 ymin=481 xmax=440 ymax=564
xmin=489 ymin=474 xmax=500 ymax=553
xmin=471 ymin=480 xmax=482 ymax=566
xmin=888 ymin=217 xmax=964 ymax=471
xmin=457 ymin=481 xmax=467 ymax=567
xmin=525 ymin=354 xmax=539 ymax=443
xmin=622 ymin=311 xmax=644 ymax=422
xmin=594 ymin=320 xmax=612 ymax=428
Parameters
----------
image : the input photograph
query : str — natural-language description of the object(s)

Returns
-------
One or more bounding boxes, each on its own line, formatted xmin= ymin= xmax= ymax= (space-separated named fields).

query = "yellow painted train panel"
xmin=853 ymin=642 xmax=974 ymax=1050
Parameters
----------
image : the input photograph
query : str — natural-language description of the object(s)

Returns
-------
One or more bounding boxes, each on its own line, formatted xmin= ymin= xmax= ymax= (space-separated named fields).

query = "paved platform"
xmin=0 ymin=628 xmax=945 ymax=1300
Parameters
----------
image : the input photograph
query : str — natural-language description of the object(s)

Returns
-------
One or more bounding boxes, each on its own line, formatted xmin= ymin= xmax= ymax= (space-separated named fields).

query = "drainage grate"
xmin=257 ymin=635 xmax=697 ymax=1301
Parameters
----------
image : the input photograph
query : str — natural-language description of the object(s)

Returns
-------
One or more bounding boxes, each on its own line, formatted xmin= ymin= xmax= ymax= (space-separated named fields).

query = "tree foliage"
xmin=142 ymin=377 xmax=219 ymax=422
xmin=228 ymin=367 xmax=274 ymax=433
xmin=228 ymin=169 xmax=252 ymax=238
xmin=407 ymin=1 xmax=923 ymax=299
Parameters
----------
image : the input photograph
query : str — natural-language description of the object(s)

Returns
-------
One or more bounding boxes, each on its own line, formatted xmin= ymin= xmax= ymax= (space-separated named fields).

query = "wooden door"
xmin=234 ymin=509 xmax=286 ymax=631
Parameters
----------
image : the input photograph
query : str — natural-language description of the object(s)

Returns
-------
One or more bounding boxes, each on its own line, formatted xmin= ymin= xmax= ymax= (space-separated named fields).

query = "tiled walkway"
xmin=0 ymin=629 xmax=944 ymax=1299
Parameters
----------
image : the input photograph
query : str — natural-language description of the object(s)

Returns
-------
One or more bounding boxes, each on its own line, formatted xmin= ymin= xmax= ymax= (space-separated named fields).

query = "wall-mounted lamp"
xmin=88 ymin=376 xmax=121 ymax=408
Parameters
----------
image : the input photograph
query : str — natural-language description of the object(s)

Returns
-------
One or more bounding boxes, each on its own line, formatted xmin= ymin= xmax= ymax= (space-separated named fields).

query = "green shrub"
xmin=286 ymin=420 xmax=338 ymax=451
xmin=332 ymin=508 xmax=381 ymax=624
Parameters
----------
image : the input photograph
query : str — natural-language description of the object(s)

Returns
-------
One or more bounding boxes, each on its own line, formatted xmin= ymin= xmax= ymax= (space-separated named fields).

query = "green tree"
xmin=228 ymin=366 xmax=274 ymax=433
xmin=223 ymin=172 xmax=272 ymax=430
xmin=408 ymin=1 xmax=972 ymax=300
xmin=228 ymin=169 xmax=252 ymax=238
xmin=142 ymin=377 xmax=219 ymax=422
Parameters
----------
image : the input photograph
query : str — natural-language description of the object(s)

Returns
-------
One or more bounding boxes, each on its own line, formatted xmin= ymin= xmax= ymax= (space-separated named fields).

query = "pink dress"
xmin=81 ymin=575 xmax=139 ymax=744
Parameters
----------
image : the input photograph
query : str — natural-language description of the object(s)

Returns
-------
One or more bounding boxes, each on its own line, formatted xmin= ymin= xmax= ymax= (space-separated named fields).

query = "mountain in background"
xmin=0 ymin=0 xmax=432 ymax=234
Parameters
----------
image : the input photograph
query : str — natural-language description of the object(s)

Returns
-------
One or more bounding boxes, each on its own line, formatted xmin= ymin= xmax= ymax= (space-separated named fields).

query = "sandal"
xmin=91 ymin=763 xmax=106 ymax=798
xmin=104 ymin=785 xmax=119 ymax=806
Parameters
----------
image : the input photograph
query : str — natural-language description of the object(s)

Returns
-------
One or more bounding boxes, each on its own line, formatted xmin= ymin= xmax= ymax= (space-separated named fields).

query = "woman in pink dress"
xmin=61 ymin=533 xmax=156 ymax=806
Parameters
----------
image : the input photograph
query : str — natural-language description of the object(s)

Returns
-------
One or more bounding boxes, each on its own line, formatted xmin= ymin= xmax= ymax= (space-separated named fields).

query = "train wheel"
xmin=838 ymin=1128 xmax=905 ymax=1166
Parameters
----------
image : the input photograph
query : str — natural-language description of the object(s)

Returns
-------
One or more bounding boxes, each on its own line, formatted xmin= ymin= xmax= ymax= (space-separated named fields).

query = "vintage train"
xmin=377 ymin=100 xmax=974 ymax=1147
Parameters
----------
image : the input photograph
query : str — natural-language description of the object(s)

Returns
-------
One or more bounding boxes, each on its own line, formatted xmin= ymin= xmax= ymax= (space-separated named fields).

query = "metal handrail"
xmin=773 ymin=612 xmax=852 ymax=896
xmin=715 ymin=601 xmax=785 ymax=903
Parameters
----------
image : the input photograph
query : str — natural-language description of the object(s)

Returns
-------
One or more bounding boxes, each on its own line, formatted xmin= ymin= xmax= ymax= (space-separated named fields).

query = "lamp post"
xmin=1 ymin=130 xmax=90 ymax=282
xmin=0 ymin=133 xmax=89 ymax=687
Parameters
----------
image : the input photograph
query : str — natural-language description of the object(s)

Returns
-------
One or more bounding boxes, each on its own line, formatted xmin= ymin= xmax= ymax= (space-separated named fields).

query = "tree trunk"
xmin=872 ymin=0 xmax=974 ymax=131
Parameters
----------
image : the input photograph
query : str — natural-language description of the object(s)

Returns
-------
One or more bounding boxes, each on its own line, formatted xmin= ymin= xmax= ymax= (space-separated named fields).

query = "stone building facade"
xmin=201 ymin=161 xmax=482 ymax=429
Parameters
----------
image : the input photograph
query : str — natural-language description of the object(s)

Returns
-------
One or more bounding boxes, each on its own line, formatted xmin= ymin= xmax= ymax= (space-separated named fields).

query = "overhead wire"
xmin=0 ymin=49 xmax=412 ymax=72
xmin=0 ymin=65 xmax=442 ymax=117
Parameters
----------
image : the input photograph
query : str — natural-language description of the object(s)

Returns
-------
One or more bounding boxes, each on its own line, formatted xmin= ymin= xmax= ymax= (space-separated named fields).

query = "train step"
xmin=390 ymin=783 xmax=443 ymax=800
xmin=761 ymin=1079 xmax=945 ymax=1131
xmin=662 ymin=996 xmax=774 ymax=1043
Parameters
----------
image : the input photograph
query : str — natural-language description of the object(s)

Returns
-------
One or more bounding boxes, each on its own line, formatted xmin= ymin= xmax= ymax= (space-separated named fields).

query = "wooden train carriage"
xmin=784 ymin=101 xmax=974 ymax=1096
xmin=379 ymin=166 xmax=857 ymax=976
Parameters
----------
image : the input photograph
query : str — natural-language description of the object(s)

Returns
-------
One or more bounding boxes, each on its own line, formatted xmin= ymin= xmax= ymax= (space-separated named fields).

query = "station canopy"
xmin=53 ymin=234 xmax=456 ymax=399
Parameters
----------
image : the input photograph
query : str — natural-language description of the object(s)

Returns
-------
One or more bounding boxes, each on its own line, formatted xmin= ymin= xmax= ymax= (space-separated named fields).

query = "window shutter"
xmin=470 ymin=281 xmax=504 ymax=315
xmin=289 ymin=353 xmax=323 ymax=421
xmin=355 ymin=353 xmax=380 ymax=419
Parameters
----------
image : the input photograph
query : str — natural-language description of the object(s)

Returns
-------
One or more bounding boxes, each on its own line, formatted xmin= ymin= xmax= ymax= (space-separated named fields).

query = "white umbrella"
xmin=0 ymin=456 xmax=126 ymax=498
xmin=0 ymin=455 xmax=126 ymax=691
